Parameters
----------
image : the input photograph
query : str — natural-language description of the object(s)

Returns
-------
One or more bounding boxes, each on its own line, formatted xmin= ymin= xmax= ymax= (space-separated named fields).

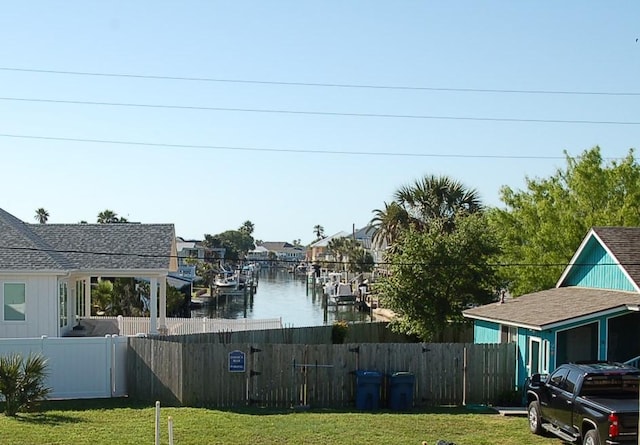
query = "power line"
xmin=1 ymin=66 xmax=639 ymax=97
xmin=0 ymin=133 xmax=576 ymax=159
xmin=1 ymin=96 xmax=639 ymax=125
xmin=0 ymin=245 xmax=628 ymax=268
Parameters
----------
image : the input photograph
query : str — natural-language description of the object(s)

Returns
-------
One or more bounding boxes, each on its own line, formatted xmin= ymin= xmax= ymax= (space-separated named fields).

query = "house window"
xmin=59 ymin=281 xmax=68 ymax=328
xmin=4 ymin=283 xmax=26 ymax=321
xmin=75 ymin=280 xmax=86 ymax=318
xmin=541 ymin=340 xmax=550 ymax=373
xmin=500 ymin=325 xmax=517 ymax=343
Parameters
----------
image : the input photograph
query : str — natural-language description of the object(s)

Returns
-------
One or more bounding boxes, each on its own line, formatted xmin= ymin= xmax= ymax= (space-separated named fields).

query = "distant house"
xmin=246 ymin=245 xmax=269 ymax=263
xmin=0 ymin=208 xmax=177 ymax=338
xmin=307 ymin=231 xmax=349 ymax=262
xmin=175 ymin=237 xmax=225 ymax=280
xmin=307 ymin=227 xmax=380 ymax=264
xmin=463 ymin=227 xmax=640 ymax=388
xmin=256 ymin=242 xmax=305 ymax=266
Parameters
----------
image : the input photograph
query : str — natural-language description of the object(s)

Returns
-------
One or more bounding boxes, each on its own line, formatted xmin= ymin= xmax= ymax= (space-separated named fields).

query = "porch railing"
xmin=79 ymin=316 xmax=283 ymax=336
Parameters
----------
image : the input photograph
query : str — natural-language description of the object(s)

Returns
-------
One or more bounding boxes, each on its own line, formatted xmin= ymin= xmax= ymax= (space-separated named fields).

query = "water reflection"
xmin=190 ymin=269 xmax=371 ymax=327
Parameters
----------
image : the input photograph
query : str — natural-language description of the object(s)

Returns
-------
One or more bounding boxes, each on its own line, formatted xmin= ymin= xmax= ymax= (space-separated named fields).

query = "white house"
xmin=0 ymin=208 xmax=177 ymax=338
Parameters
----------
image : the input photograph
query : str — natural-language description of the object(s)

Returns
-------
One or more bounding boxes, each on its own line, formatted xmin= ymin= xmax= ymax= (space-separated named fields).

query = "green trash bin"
xmin=388 ymin=372 xmax=414 ymax=410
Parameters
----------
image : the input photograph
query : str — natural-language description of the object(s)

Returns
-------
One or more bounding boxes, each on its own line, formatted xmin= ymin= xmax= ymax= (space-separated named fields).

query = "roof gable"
xmin=557 ymin=227 xmax=640 ymax=292
xmin=0 ymin=209 xmax=73 ymax=270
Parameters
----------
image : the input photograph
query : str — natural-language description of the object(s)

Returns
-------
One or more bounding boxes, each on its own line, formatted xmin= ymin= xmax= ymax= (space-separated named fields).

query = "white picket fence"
xmin=81 ymin=316 xmax=283 ymax=336
xmin=0 ymin=336 xmax=127 ymax=399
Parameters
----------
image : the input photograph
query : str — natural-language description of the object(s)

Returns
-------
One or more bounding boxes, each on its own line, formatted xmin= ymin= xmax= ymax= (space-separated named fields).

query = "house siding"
xmin=473 ymin=320 xmax=500 ymax=343
xmin=0 ymin=275 xmax=59 ymax=338
xmin=562 ymin=238 xmax=635 ymax=291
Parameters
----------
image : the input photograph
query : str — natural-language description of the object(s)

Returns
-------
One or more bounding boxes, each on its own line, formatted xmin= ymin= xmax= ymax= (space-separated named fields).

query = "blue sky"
xmin=1 ymin=2 xmax=639 ymax=244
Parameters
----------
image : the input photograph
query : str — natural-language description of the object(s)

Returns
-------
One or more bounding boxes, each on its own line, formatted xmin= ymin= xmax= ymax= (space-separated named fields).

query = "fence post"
xmin=155 ymin=401 xmax=161 ymax=445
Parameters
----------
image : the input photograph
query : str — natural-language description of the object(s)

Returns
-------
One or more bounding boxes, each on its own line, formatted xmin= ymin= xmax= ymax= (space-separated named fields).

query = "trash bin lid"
xmin=391 ymin=371 xmax=413 ymax=377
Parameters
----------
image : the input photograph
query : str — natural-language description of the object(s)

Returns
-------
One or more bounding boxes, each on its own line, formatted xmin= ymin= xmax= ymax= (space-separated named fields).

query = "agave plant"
xmin=0 ymin=353 xmax=51 ymax=416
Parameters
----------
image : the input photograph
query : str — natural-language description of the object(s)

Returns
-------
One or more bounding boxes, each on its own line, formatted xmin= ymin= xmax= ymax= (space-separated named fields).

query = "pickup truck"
xmin=526 ymin=361 xmax=639 ymax=445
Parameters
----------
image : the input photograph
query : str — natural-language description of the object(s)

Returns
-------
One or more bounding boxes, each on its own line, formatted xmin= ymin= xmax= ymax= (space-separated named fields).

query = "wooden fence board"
xmin=128 ymin=338 xmax=516 ymax=409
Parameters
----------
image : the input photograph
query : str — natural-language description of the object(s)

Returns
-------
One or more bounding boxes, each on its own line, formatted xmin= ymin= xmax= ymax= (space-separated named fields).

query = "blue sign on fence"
xmin=228 ymin=350 xmax=246 ymax=373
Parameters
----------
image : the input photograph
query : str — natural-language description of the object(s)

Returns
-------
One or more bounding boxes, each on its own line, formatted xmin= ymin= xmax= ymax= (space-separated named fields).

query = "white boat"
xmin=215 ymin=275 xmax=238 ymax=288
xmin=323 ymin=275 xmax=357 ymax=305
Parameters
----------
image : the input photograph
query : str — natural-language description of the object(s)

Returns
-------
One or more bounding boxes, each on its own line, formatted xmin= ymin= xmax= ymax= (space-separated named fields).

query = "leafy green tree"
xmin=214 ymin=230 xmax=255 ymax=261
xmin=34 ymin=208 xmax=49 ymax=224
xmin=490 ymin=147 xmax=640 ymax=296
xmin=378 ymin=215 xmax=500 ymax=342
xmin=111 ymin=278 xmax=147 ymax=316
xmin=0 ymin=353 xmax=51 ymax=416
xmin=313 ymin=224 xmax=325 ymax=240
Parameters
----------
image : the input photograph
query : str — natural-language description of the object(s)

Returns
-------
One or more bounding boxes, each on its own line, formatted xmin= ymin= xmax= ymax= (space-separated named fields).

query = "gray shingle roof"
xmin=463 ymin=287 xmax=640 ymax=330
xmin=0 ymin=209 xmax=175 ymax=272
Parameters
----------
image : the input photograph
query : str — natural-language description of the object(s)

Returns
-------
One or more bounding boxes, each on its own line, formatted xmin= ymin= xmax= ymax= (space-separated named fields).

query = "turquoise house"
xmin=463 ymin=227 xmax=640 ymax=388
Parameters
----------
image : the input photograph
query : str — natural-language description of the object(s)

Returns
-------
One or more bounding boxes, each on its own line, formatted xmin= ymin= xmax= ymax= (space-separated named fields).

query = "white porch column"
xmin=149 ymin=276 xmax=158 ymax=335
xmin=158 ymin=276 xmax=167 ymax=334
xmin=84 ymin=278 xmax=92 ymax=317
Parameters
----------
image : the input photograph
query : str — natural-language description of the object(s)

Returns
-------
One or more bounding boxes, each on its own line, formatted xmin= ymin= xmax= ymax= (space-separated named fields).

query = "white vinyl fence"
xmin=0 ymin=336 xmax=127 ymax=399
xmin=81 ymin=316 xmax=283 ymax=336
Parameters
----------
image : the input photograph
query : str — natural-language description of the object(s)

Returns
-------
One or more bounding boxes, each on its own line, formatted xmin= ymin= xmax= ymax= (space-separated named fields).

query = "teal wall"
xmin=473 ymin=319 xmax=500 ymax=343
xmin=562 ymin=238 xmax=635 ymax=291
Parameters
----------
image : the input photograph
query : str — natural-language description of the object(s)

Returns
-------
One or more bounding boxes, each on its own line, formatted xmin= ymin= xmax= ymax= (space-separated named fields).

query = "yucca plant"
xmin=0 ymin=353 xmax=51 ymax=416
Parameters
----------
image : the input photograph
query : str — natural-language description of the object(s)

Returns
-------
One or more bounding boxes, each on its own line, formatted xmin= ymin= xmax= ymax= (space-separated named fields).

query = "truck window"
xmin=564 ymin=369 xmax=581 ymax=393
xmin=580 ymin=374 xmax=640 ymax=398
xmin=549 ymin=368 xmax=569 ymax=388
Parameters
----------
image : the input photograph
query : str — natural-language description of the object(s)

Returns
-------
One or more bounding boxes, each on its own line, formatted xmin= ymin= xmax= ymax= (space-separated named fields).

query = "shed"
xmin=464 ymin=227 xmax=640 ymax=388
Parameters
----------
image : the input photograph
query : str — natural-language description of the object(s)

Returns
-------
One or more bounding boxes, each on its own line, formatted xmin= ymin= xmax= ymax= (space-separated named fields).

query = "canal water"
xmin=190 ymin=269 xmax=371 ymax=327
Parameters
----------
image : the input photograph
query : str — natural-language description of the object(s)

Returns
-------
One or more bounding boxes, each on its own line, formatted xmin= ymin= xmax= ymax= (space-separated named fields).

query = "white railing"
xmin=79 ymin=316 xmax=283 ymax=336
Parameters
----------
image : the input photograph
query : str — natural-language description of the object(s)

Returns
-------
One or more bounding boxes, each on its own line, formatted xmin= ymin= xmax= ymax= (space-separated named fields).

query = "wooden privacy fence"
xmin=127 ymin=340 xmax=516 ymax=408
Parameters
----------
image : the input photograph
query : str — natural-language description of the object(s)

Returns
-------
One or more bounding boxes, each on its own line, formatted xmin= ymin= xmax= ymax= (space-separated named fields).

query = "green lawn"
xmin=0 ymin=399 xmax=560 ymax=445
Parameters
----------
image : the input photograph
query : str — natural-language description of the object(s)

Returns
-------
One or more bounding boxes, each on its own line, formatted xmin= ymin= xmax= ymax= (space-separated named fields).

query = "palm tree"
xmin=34 ymin=208 xmax=49 ymax=224
xmin=394 ymin=174 xmax=482 ymax=232
xmin=239 ymin=220 xmax=255 ymax=235
xmin=97 ymin=209 xmax=118 ymax=224
xmin=368 ymin=201 xmax=410 ymax=248
xmin=313 ymin=224 xmax=325 ymax=240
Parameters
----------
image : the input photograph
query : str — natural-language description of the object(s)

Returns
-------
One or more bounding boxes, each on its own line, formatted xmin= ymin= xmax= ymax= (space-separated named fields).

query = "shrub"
xmin=331 ymin=320 xmax=349 ymax=344
xmin=0 ymin=353 xmax=51 ymax=416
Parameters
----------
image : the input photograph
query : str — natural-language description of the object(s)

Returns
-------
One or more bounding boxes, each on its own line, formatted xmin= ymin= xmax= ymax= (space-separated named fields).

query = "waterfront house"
xmin=256 ymin=241 xmax=305 ymax=267
xmin=0 ymin=208 xmax=177 ymax=338
xmin=463 ymin=227 xmax=640 ymax=388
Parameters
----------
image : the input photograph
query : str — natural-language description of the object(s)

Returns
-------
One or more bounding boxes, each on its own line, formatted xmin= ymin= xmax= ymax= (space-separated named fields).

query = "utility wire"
xmin=0 ymin=133 xmax=575 ymax=159
xmin=1 ymin=66 xmax=638 ymax=97
xmin=1 ymin=96 xmax=638 ymax=125
xmin=0 ymin=245 xmax=625 ymax=268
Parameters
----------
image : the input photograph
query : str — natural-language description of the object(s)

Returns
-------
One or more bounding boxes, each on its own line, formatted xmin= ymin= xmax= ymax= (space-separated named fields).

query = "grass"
xmin=0 ymin=398 xmax=561 ymax=445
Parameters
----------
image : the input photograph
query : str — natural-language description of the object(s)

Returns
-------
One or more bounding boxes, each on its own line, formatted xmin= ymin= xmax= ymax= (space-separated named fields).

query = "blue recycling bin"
xmin=388 ymin=372 xmax=415 ymax=411
xmin=355 ymin=370 xmax=383 ymax=410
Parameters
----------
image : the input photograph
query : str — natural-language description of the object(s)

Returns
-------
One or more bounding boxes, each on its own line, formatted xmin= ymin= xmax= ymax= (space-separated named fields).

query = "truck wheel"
xmin=583 ymin=430 xmax=600 ymax=445
xmin=528 ymin=401 xmax=543 ymax=435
